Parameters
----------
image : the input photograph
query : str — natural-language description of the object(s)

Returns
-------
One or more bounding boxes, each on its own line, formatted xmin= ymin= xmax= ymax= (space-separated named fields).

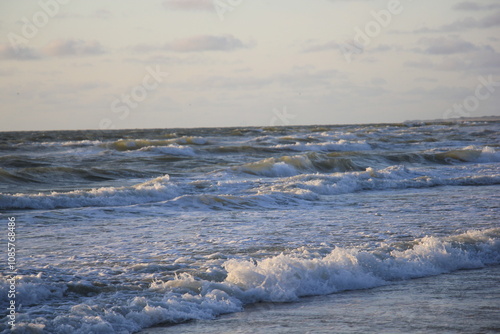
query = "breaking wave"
xmin=2 ymin=229 xmax=498 ymax=333
xmin=105 ymin=137 xmax=208 ymax=151
xmin=0 ymin=175 xmax=178 ymax=210
xmin=3 ymin=163 xmax=499 ymax=210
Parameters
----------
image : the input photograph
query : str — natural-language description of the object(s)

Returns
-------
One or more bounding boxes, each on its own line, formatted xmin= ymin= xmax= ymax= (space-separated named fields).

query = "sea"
xmin=0 ymin=120 xmax=499 ymax=333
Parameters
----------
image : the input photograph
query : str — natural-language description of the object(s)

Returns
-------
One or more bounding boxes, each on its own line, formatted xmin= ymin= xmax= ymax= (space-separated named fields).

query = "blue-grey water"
xmin=1 ymin=121 xmax=499 ymax=333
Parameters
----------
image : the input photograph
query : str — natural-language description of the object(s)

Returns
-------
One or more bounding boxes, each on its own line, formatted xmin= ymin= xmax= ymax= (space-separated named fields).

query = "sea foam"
xmin=0 ymin=174 xmax=178 ymax=210
xmin=2 ymin=229 xmax=498 ymax=333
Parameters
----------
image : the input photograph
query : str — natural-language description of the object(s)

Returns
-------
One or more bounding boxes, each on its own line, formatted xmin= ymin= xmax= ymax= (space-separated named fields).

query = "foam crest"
xmin=0 ymin=174 xmax=179 ymax=210
xmin=223 ymin=228 xmax=500 ymax=302
xmin=235 ymin=155 xmax=313 ymax=177
xmin=36 ymin=140 xmax=102 ymax=147
xmin=105 ymin=136 xmax=208 ymax=151
xmin=478 ymin=146 xmax=500 ymax=162
xmin=139 ymin=144 xmax=196 ymax=156
xmin=232 ymin=153 xmax=363 ymax=177
xmin=273 ymin=140 xmax=371 ymax=152
xmin=272 ymin=165 xmax=500 ymax=197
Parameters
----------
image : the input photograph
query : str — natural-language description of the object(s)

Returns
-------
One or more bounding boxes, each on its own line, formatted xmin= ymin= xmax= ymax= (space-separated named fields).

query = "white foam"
xmin=273 ymin=140 xmax=371 ymax=152
xmin=263 ymin=165 xmax=500 ymax=198
xmin=478 ymin=146 xmax=500 ymax=162
xmin=233 ymin=155 xmax=313 ymax=177
xmin=139 ymin=144 xmax=196 ymax=156
xmin=4 ymin=229 xmax=498 ymax=333
xmin=222 ymin=228 xmax=499 ymax=302
xmin=33 ymin=140 xmax=102 ymax=147
xmin=0 ymin=174 xmax=179 ymax=210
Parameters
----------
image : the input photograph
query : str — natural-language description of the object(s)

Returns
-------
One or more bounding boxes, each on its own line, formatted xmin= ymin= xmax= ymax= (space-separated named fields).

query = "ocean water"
xmin=0 ymin=121 xmax=499 ymax=333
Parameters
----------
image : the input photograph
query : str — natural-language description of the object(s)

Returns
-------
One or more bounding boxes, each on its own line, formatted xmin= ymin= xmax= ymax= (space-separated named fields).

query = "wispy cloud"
xmin=302 ymin=39 xmax=394 ymax=56
xmin=405 ymin=47 xmax=500 ymax=72
xmin=1 ymin=39 xmax=105 ymax=60
xmin=131 ymin=35 xmax=252 ymax=53
xmin=162 ymin=0 xmax=213 ymax=11
xmin=163 ymin=34 xmax=252 ymax=52
xmin=43 ymin=39 xmax=105 ymax=56
xmin=452 ymin=2 xmax=500 ymax=11
xmin=302 ymin=40 xmax=338 ymax=53
xmin=414 ymin=11 xmax=500 ymax=33
xmin=417 ymin=36 xmax=478 ymax=55
xmin=0 ymin=44 xmax=40 ymax=60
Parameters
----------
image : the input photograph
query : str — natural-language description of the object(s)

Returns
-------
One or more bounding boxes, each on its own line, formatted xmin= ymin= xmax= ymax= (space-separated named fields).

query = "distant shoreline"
xmin=407 ymin=115 xmax=500 ymax=123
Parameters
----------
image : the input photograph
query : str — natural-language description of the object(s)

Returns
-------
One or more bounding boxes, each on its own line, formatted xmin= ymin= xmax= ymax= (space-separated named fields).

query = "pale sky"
xmin=1 ymin=0 xmax=499 ymax=131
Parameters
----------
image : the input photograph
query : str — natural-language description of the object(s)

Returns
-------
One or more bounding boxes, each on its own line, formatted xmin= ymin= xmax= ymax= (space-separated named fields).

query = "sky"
xmin=0 ymin=0 xmax=499 ymax=131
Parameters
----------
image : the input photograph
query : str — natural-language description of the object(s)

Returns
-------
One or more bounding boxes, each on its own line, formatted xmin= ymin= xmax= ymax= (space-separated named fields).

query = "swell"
xmin=232 ymin=153 xmax=366 ymax=177
xmin=386 ymin=147 xmax=500 ymax=165
xmin=0 ymin=166 xmax=148 ymax=188
xmin=4 ymin=165 xmax=498 ymax=210
xmin=0 ymin=174 xmax=178 ymax=210
xmin=104 ymin=136 xmax=207 ymax=152
xmin=228 ymin=146 xmax=499 ymax=178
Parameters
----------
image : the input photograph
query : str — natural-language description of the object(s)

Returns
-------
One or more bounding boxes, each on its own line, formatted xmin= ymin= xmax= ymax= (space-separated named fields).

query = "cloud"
xmin=414 ymin=11 xmax=500 ymax=33
xmin=453 ymin=2 xmax=500 ymax=11
xmin=405 ymin=47 xmax=500 ymax=73
xmin=405 ymin=86 xmax=472 ymax=101
xmin=0 ymin=44 xmax=40 ymax=60
xmin=0 ymin=39 xmax=105 ymax=60
xmin=43 ymin=39 xmax=104 ymax=56
xmin=165 ymin=34 xmax=251 ymax=52
xmin=302 ymin=40 xmax=338 ymax=53
xmin=418 ymin=36 xmax=477 ymax=55
xmin=302 ymin=39 xmax=393 ymax=57
xmin=162 ymin=0 xmax=213 ymax=11
xmin=442 ymin=11 xmax=500 ymax=31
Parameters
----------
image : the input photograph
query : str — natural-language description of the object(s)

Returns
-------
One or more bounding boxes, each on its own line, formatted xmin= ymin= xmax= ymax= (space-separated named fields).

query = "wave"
xmin=0 ymin=168 xmax=40 ymax=184
xmin=0 ymin=175 xmax=179 ymax=210
xmin=270 ymin=165 xmax=500 ymax=197
xmin=272 ymin=139 xmax=372 ymax=152
xmin=200 ymin=164 xmax=500 ymax=210
xmin=429 ymin=146 xmax=500 ymax=164
xmin=220 ymin=228 xmax=500 ymax=301
xmin=232 ymin=153 xmax=365 ymax=177
xmin=138 ymin=144 xmax=196 ymax=156
xmin=0 ymin=166 xmax=120 ymax=187
xmin=105 ymin=136 xmax=208 ymax=151
xmin=3 ymin=164 xmax=499 ymax=210
xmin=36 ymin=140 xmax=103 ymax=147
xmin=3 ymin=229 xmax=497 ymax=333
xmin=369 ymin=146 xmax=500 ymax=166
xmin=229 ymin=147 xmax=500 ymax=179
